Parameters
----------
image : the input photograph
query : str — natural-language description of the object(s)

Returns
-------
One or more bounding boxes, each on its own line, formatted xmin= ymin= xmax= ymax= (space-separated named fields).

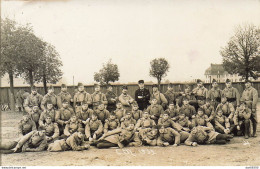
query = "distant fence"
xmin=0 ymin=82 xmax=260 ymax=104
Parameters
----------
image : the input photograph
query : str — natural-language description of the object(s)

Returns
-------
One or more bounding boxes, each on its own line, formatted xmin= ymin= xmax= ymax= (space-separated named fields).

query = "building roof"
xmin=204 ymin=64 xmax=226 ymax=75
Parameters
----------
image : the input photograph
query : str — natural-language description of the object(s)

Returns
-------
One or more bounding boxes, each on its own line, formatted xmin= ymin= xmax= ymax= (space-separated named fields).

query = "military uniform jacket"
xmin=64 ymin=121 xmax=83 ymax=135
xmin=41 ymin=93 xmax=57 ymax=110
xmin=104 ymin=128 xmax=135 ymax=145
xmin=200 ymin=104 xmax=215 ymax=121
xmin=56 ymin=107 xmax=75 ymax=126
xmin=73 ymin=91 xmax=92 ymax=107
xmin=29 ymin=110 xmax=41 ymax=125
xmin=214 ymin=115 xmax=230 ymax=131
xmin=216 ymin=102 xmax=235 ymax=119
xmin=164 ymin=89 xmax=176 ymax=105
xmin=39 ymin=109 xmax=56 ymax=126
xmin=137 ymin=128 xmax=157 ymax=145
xmin=85 ymin=119 xmax=103 ymax=138
xmin=150 ymin=91 xmax=168 ymax=107
xmin=57 ymin=91 xmax=72 ymax=109
xmin=41 ymin=122 xmax=59 ymax=139
xmin=179 ymin=104 xmax=196 ymax=119
xmin=131 ymin=109 xmax=143 ymax=121
xmin=65 ymin=133 xmax=87 ymax=151
xmin=135 ymin=118 xmax=156 ymax=129
xmin=76 ymin=108 xmax=94 ymax=122
xmin=207 ymin=87 xmax=222 ymax=102
xmin=157 ymin=128 xmax=181 ymax=146
xmin=146 ymin=104 xmax=164 ymax=119
xmin=192 ymin=86 xmax=208 ymax=100
xmin=164 ymin=108 xmax=179 ymax=120
xmin=95 ymin=109 xmax=110 ymax=123
xmin=121 ymin=117 xmax=136 ymax=128
xmin=114 ymin=108 xmax=126 ymax=121
xmin=119 ymin=94 xmax=134 ymax=108
xmin=135 ymin=88 xmax=150 ymax=110
xmin=106 ymin=91 xmax=117 ymax=110
xmin=104 ymin=118 xmax=120 ymax=132
xmin=18 ymin=119 xmax=37 ymax=135
xmin=24 ymin=93 xmax=43 ymax=109
xmin=221 ymin=87 xmax=240 ymax=105
xmin=233 ymin=107 xmax=252 ymax=125
xmin=177 ymin=118 xmax=191 ymax=128
xmin=192 ymin=114 xmax=209 ymax=127
xmin=241 ymin=86 xmax=258 ymax=109
xmin=91 ymin=91 xmax=108 ymax=107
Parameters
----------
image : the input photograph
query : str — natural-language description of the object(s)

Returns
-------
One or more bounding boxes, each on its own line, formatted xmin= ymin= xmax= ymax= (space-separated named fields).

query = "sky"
xmin=2 ymin=0 xmax=260 ymax=85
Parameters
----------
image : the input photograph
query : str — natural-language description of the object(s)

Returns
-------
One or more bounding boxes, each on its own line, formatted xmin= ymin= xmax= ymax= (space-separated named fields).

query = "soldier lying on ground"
xmin=129 ymin=127 xmax=158 ymax=147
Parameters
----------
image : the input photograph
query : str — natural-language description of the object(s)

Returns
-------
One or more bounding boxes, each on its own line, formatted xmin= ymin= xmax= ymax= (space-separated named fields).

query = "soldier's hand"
xmin=93 ymin=134 xmax=97 ymax=140
xmin=89 ymin=137 xmax=93 ymax=142
xmin=173 ymin=144 xmax=178 ymax=147
xmin=151 ymin=115 xmax=155 ymax=119
xmin=13 ymin=147 xmax=19 ymax=153
xmin=205 ymin=118 xmax=210 ymax=122
xmin=163 ymin=142 xmax=169 ymax=146
xmin=224 ymin=129 xmax=230 ymax=134
xmin=84 ymin=144 xmax=90 ymax=149
xmin=237 ymin=126 xmax=240 ymax=130
xmin=183 ymin=127 xmax=190 ymax=132
xmin=191 ymin=142 xmax=198 ymax=146
xmin=65 ymin=121 xmax=69 ymax=124
xmin=192 ymin=115 xmax=195 ymax=119
xmin=252 ymin=109 xmax=256 ymax=113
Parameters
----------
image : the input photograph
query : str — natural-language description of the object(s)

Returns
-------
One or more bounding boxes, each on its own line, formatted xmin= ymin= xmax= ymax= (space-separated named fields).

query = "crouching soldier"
xmin=75 ymin=101 xmax=94 ymax=126
xmin=130 ymin=102 xmax=143 ymax=121
xmin=200 ymin=98 xmax=215 ymax=123
xmin=29 ymin=106 xmax=42 ymax=129
xmin=18 ymin=114 xmax=37 ymax=137
xmin=191 ymin=108 xmax=214 ymax=129
xmin=96 ymin=123 xmax=136 ymax=149
xmin=129 ymin=127 xmax=158 ymax=147
xmin=179 ymin=97 xmax=196 ymax=120
xmin=47 ymin=131 xmax=90 ymax=152
xmin=85 ymin=112 xmax=103 ymax=144
xmin=121 ymin=111 xmax=137 ymax=129
xmin=157 ymin=126 xmax=189 ymax=147
xmin=104 ymin=112 xmax=120 ymax=133
xmin=95 ymin=103 xmax=110 ymax=124
xmin=63 ymin=115 xmax=84 ymax=138
xmin=0 ymin=130 xmax=47 ymax=154
xmin=135 ymin=111 xmax=156 ymax=131
xmin=233 ymin=102 xmax=252 ymax=139
xmin=114 ymin=102 xmax=126 ymax=121
xmin=39 ymin=101 xmax=57 ymax=127
xmin=214 ymin=110 xmax=231 ymax=134
xmin=39 ymin=116 xmax=59 ymax=143
xmin=164 ymin=102 xmax=179 ymax=121
xmin=146 ymin=98 xmax=164 ymax=123
xmin=176 ymin=113 xmax=192 ymax=131
xmin=184 ymin=126 xmax=233 ymax=146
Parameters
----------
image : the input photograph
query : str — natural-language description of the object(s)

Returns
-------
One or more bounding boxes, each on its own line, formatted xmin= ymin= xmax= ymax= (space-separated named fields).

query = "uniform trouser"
xmin=214 ymin=134 xmax=233 ymax=144
xmin=215 ymin=126 xmax=226 ymax=134
xmin=251 ymin=112 xmax=258 ymax=136
xmin=96 ymin=140 xmax=118 ymax=149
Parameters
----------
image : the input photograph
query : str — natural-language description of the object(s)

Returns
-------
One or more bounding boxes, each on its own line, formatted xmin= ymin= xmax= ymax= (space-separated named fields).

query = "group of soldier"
xmin=0 ymin=78 xmax=258 ymax=153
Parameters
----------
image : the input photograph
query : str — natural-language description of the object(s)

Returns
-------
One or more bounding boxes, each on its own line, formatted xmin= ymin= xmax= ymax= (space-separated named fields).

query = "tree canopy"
xmin=149 ymin=58 xmax=170 ymax=87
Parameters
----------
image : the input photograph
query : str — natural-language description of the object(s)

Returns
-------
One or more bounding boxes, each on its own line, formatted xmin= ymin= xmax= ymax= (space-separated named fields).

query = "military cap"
xmin=198 ymin=108 xmax=204 ymax=113
xmin=132 ymin=101 xmax=138 ymax=106
xmin=94 ymin=83 xmax=100 ymax=88
xmin=48 ymin=85 xmax=54 ymax=90
xmin=62 ymin=100 xmax=69 ymax=104
xmin=182 ymin=96 xmax=189 ymax=101
xmin=152 ymin=84 xmax=158 ymax=88
xmin=31 ymin=85 xmax=37 ymax=90
xmin=212 ymin=79 xmax=217 ymax=83
xmin=61 ymin=84 xmax=67 ymax=88
xmin=138 ymin=80 xmax=144 ymax=84
xmin=197 ymin=79 xmax=202 ymax=83
xmin=78 ymin=82 xmax=84 ymax=87
xmin=225 ymin=79 xmax=231 ymax=83
xmin=92 ymin=112 xmax=98 ymax=117
xmin=122 ymin=85 xmax=128 ymax=90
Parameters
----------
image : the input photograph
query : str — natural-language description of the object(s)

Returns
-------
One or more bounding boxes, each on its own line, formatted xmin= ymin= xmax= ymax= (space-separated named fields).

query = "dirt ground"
xmin=1 ymin=103 xmax=260 ymax=166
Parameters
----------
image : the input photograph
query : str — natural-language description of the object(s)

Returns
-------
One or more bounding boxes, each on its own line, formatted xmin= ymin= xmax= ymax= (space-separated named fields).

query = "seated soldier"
xmin=39 ymin=101 xmax=57 ymax=127
xmin=28 ymin=106 xmax=41 ymax=129
xmin=18 ymin=114 xmax=37 ymax=137
xmin=96 ymin=123 xmax=136 ymax=149
xmin=121 ymin=111 xmax=137 ymax=129
xmin=85 ymin=112 xmax=103 ymax=143
xmin=233 ymin=101 xmax=252 ymax=139
xmin=95 ymin=103 xmax=110 ymax=124
xmin=184 ymin=126 xmax=233 ymax=146
xmin=39 ymin=116 xmax=59 ymax=143
xmin=129 ymin=127 xmax=158 ymax=147
xmin=146 ymin=98 xmax=164 ymax=124
xmin=47 ymin=131 xmax=90 ymax=152
xmin=75 ymin=101 xmax=94 ymax=126
xmin=104 ymin=112 xmax=120 ymax=133
xmin=164 ymin=102 xmax=179 ymax=121
xmin=157 ymin=126 xmax=186 ymax=147
xmin=135 ymin=111 xmax=156 ymax=131
xmin=114 ymin=102 xmax=126 ymax=121
xmin=216 ymin=97 xmax=235 ymax=123
xmin=191 ymin=108 xmax=214 ymax=129
xmin=200 ymin=98 xmax=215 ymax=123
xmin=0 ymin=130 xmax=47 ymax=154
xmin=176 ymin=113 xmax=192 ymax=131
xmin=214 ymin=110 xmax=231 ymax=135
xmin=63 ymin=115 xmax=84 ymax=138
xmin=179 ymin=97 xmax=196 ymax=120
xmin=55 ymin=100 xmax=75 ymax=135
xmin=130 ymin=102 xmax=143 ymax=121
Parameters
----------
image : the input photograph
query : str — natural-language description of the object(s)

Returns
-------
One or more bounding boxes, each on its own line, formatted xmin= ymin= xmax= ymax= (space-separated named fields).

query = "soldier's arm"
xmin=55 ymin=111 xmax=64 ymax=126
xmin=14 ymin=131 xmax=36 ymax=150
xmin=234 ymin=88 xmax=240 ymax=105
xmin=134 ymin=119 xmax=141 ymax=131
xmin=73 ymin=94 xmax=77 ymax=109
xmin=191 ymin=106 xmax=196 ymax=116
xmin=233 ymin=110 xmax=239 ymax=126
xmin=18 ymin=122 xmax=23 ymax=136
xmin=225 ymin=117 xmax=231 ymax=129
xmin=102 ymin=94 xmax=108 ymax=105
xmin=57 ymin=95 xmax=62 ymax=109
xmin=31 ymin=121 xmax=37 ymax=131
xmin=40 ymin=96 xmax=47 ymax=110
xmin=252 ymin=89 xmax=258 ymax=110
xmin=52 ymin=123 xmax=60 ymax=139
xmin=86 ymin=93 xmax=92 ymax=106
xmin=228 ymin=103 xmax=235 ymax=119
xmin=39 ymin=112 xmax=45 ymax=127
xmin=244 ymin=109 xmax=252 ymax=120
xmin=104 ymin=121 xmax=109 ymax=133
xmin=85 ymin=123 xmax=91 ymax=138
xmin=160 ymin=93 xmax=168 ymax=106
xmin=64 ymin=124 xmax=71 ymax=136
xmin=119 ymin=95 xmax=129 ymax=106
xmin=25 ymin=139 xmax=47 ymax=152
xmin=101 ymin=128 xmax=122 ymax=138
xmin=171 ymin=121 xmax=183 ymax=132
xmin=23 ymin=98 xmax=29 ymax=109
xmin=170 ymin=128 xmax=181 ymax=145
xmin=95 ymin=121 xmax=103 ymax=135
xmin=208 ymin=109 xmax=216 ymax=121
xmin=184 ymin=133 xmax=196 ymax=146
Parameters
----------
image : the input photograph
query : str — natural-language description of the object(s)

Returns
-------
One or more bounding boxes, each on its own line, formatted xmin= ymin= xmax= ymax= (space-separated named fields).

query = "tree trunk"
xmin=43 ymin=74 xmax=47 ymax=94
xmin=29 ymin=70 xmax=34 ymax=87
xmin=8 ymin=72 xmax=15 ymax=111
xmin=157 ymin=77 xmax=161 ymax=92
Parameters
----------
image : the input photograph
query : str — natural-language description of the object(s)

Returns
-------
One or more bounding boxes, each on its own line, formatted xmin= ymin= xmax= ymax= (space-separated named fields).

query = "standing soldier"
xmin=24 ymin=86 xmax=43 ymax=113
xmin=222 ymin=79 xmax=240 ymax=108
xmin=57 ymin=84 xmax=72 ymax=109
xmin=135 ymin=80 xmax=150 ymax=111
xmin=41 ymin=85 xmax=57 ymax=111
xmin=192 ymin=79 xmax=208 ymax=109
xmin=207 ymin=79 xmax=222 ymax=109
xmin=105 ymin=84 xmax=118 ymax=112
xmin=16 ymin=89 xmax=24 ymax=112
xmin=240 ymin=80 xmax=258 ymax=137
xmin=150 ymin=84 xmax=168 ymax=109
xmin=91 ymin=83 xmax=108 ymax=110
xmin=119 ymin=85 xmax=134 ymax=112
xmin=73 ymin=82 xmax=92 ymax=113
xmin=164 ymin=83 xmax=177 ymax=106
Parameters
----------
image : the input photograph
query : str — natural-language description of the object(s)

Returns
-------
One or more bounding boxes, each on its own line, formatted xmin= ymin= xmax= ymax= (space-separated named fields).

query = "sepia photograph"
xmin=0 ymin=0 xmax=260 ymax=167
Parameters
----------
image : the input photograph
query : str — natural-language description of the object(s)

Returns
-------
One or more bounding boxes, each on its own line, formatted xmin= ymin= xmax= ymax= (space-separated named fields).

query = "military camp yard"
xmin=0 ymin=102 xmax=260 ymax=166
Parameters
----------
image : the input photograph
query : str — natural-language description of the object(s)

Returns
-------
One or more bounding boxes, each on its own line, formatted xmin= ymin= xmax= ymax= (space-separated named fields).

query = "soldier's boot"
xmin=244 ymin=120 xmax=250 ymax=139
xmin=252 ymin=121 xmax=257 ymax=137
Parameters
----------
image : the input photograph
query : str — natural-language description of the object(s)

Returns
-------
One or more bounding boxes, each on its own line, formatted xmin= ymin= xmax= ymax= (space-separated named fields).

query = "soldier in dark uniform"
xmin=57 ymin=84 xmax=72 ymax=109
xmin=135 ymin=80 xmax=150 ymax=111
xmin=105 ymin=84 xmax=118 ymax=112
xmin=207 ymin=79 xmax=222 ymax=109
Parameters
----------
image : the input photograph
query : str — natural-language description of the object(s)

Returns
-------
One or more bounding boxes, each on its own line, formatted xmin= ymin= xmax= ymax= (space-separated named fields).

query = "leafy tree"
xmin=220 ymin=24 xmax=260 ymax=80
xmin=149 ymin=58 xmax=170 ymax=89
xmin=34 ymin=43 xmax=63 ymax=94
xmin=94 ymin=59 xmax=120 ymax=85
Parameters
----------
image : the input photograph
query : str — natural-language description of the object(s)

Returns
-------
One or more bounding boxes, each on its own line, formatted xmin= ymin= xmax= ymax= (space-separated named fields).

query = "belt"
xmin=196 ymin=96 xmax=206 ymax=101
xmin=227 ymin=98 xmax=236 ymax=102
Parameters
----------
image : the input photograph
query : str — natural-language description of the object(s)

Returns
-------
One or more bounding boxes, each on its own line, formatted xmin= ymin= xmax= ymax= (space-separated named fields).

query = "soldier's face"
xmin=138 ymin=83 xmax=144 ymax=89
xmin=152 ymin=99 xmax=157 ymax=105
xmin=179 ymin=114 xmax=185 ymax=120
xmin=240 ymin=104 xmax=245 ymax=109
xmin=212 ymin=82 xmax=218 ymax=88
xmin=61 ymin=87 xmax=67 ymax=92
xmin=31 ymin=90 xmax=37 ymax=95
xmin=95 ymin=86 xmax=100 ymax=92
xmin=46 ymin=117 xmax=52 ymax=124
xmin=48 ymin=89 xmax=54 ymax=94
xmin=163 ymin=114 xmax=169 ymax=120
xmin=245 ymin=82 xmax=251 ymax=88
xmin=152 ymin=87 xmax=158 ymax=92
xmin=82 ymin=104 xmax=88 ymax=110
xmin=92 ymin=115 xmax=98 ymax=120
xmin=133 ymin=105 xmax=138 ymax=111
xmin=39 ymin=130 xmax=46 ymax=137
xmin=47 ymin=104 xmax=53 ymax=110
xmin=62 ymin=103 xmax=69 ymax=108
xmin=125 ymin=113 xmax=131 ymax=119
xmin=71 ymin=116 xmax=77 ymax=122
xmin=32 ymin=106 xmax=39 ymax=112
xmin=127 ymin=124 xmax=135 ymax=130
xmin=183 ymin=100 xmax=189 ymax=105
xmin=110 ymin=115 xmax=116 ymax=120
xmin=169 ymin=104 xmax=174 ymax=109
xmin=116 ymin=103 xmax=122 ymax=108
xmin=78 ymin=132 xmax=84 ymax=138
xmin=159 ymin=128 xmax=165 ymax=134
xmin=197 ymin=82 xmax=203 ymax=87
xmin=122 ymin=89 xmax=127 ymax=94
xmin=78 ymin=86 xmax=84 ymax=92
xmin=217 ymin=111 xmax=223 ymax=116
xmin=143 ymin=112 xmax=149 ymax=118
xmin=221 ymin=98 xmax=227 ymax=103
xmin=23 ymin=116 xmax=29 ymax=122
xmin=98 ymin=104 xmax=105 ymax=110
xmin=198 ymin=111 xmax=204 ymax=116
xmin=151 ymin=129 xmax=158 ymax=136
xmin=226 ymin=82 xmax=232 ymax=88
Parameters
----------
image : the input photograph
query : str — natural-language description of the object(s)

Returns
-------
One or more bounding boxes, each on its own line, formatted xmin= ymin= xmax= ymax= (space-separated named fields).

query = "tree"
xmin=149 ymin=58 xmax=170 ymax=89
xmin=1 ymin=18 xmax=23 ymax=111
xmin=220 ymin=24 xmax=260 ymax=80
xmin=94 ymin=59 xmax=120 ymax=85
xmin=34 ymin=43 xmax=63 ymax=94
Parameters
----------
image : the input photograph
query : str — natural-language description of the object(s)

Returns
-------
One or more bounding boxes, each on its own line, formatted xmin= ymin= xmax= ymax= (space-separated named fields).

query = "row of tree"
xmin=1 ymin=18 xmax=63 ymax=110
